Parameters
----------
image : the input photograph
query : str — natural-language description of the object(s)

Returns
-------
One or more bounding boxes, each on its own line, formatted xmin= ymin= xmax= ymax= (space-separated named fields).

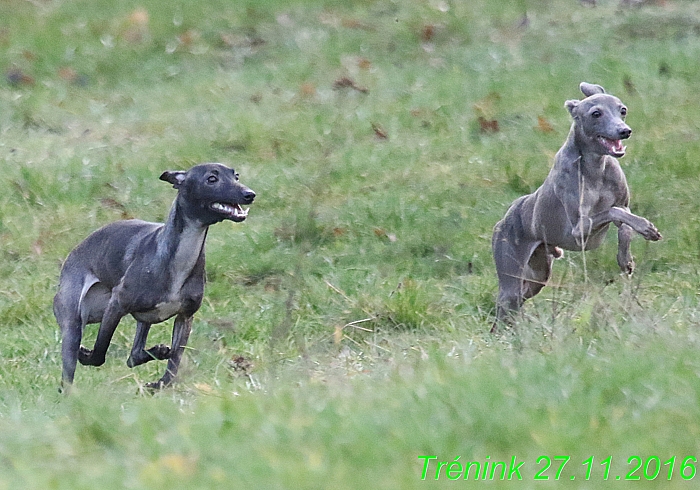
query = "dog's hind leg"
xmin=523 ymin=243 xmax=558 ymax=300
xmin=126 ymin=321 xmax=172 ymax=368
xmin=492 ymin=217 xmax=541 ymax=327
xmin=148 ymin=314 xmax=193 ymax=389
xmin=78 ymin=296 xmax=126 ymax=367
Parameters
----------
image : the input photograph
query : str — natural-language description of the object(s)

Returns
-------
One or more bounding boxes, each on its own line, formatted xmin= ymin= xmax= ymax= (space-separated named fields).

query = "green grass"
xmin=2 ymin=0 xmax=700 ymax=487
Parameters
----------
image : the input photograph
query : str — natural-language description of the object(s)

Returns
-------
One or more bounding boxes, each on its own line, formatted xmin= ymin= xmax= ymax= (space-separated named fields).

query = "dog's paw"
xmin=617 ymin=251 xmax=635 ymax=275
xmin=145 ymin=379 xmax=169 ymax=391
xmin=149 ymin=344 xmax=171 ymax=360
xmin=127 ymin=344 xmax=171 ymax=368
xmin=641 ymin=222 xmax=662 ymax=241
xmin=621 ymin=260 xmax=635 ymax=275
xmin=78 ymin=346 xmax=105 ymax=366
xmin=77 ymin=346 xmax=93 ymax=363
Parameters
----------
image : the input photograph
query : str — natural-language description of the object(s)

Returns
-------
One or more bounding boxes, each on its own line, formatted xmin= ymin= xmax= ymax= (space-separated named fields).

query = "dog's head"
xmin=160 ymin=163 xmax=256 ymax=225
xmin=565 ymin=82 xmax=631 ymax=158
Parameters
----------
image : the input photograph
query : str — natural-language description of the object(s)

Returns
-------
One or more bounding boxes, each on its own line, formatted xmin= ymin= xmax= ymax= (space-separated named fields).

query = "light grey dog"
xmin=492 ymin=82 xmax=661 ymax=327
xmin=54 ymin=163 xmax=255 ymax=390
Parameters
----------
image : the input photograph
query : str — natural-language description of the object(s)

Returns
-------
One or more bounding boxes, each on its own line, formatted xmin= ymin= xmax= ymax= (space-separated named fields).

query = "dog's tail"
xmin=54 ymin=271 xmax=96 ymax=389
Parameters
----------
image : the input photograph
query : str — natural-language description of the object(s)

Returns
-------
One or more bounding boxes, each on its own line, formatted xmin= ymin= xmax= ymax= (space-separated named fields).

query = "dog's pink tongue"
xmin=602 ymin=137 xmax=624 ymax=154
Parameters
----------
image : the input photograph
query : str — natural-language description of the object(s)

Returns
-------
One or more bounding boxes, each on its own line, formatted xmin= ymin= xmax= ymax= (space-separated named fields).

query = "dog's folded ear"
xmin=579 ymin=82 xmax=605 ymax=97
xmin=159 ymin=171 xmax=187 ymax=189
xmin=565 ymin=99 xmax=579 ymax=116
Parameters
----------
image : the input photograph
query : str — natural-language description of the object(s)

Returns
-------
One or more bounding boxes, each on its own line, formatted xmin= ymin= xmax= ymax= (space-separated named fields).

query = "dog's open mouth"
xmin=210 ymin=202 xmax=249 ymax=221
xmin=598 ymin=136 xmax=626 ymax=157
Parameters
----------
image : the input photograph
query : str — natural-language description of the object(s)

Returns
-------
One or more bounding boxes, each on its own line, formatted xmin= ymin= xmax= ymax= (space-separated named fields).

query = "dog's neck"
xmin=561 ymin=123 xmax=609 ymax=178
xmin=156 ymin=197 xmax=209 ymax=292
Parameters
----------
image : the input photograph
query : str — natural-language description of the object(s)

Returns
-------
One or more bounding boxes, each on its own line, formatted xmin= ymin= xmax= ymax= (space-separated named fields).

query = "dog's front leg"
xmin=127 ymin=321 xmax=171 ymax=368
xmin=569 ymin=187 xmax=603 ymax=246
xmin=554 ymin=163 xmax=595 ymax=247
xmin=148 ymin=314 xmax=193 ymax=389
xmin=584 ymin=206 xmax=661 ymax=242
xmin=571 ymin=216 xmax=593 ymax=245
xmin=616 ymin=223 xmax=635 ymax=274
xmin=609 ymin=207 xmax=662 ymax=241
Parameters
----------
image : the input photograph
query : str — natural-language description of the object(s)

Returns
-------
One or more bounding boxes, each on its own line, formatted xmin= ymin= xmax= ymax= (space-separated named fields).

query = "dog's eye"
xmin=207 ymin=175 xmax=218 ymax=184
xmin=620 ymin=107 xmax=627 ymax=117
xmin=234 ymin=173 xmax=239 ymax=181
xmin=591 ymin=110 xmax=602 ymax=118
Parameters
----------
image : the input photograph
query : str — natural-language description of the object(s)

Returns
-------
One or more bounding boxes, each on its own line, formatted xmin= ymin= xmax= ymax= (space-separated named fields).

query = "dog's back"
xmin=58 ymin=220 xmax=162 ymax=290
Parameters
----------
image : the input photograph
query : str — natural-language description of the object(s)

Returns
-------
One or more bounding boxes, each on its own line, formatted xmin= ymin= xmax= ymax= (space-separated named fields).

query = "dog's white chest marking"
xmin=169 ymin=226 xmax=206 ymax=294
xmin=132 ymin=300 xmax=181 ymax=323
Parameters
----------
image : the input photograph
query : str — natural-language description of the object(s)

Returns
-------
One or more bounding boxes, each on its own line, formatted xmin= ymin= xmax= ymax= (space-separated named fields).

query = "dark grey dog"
xmin=492 ymin=82 xmax=661 ymax=327
xmin=54 ymin=163 xmax=255 ymax=390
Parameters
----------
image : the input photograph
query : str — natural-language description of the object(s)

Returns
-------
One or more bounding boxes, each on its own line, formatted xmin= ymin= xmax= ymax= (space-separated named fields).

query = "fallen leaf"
xmin=128 ymin=8 xmax=149 ymax=26
xmin=299 ymin=82 xmax=316 ymax=97
xmin=122 ymin=8 xmax=150 ymax=43
xmin=230 ymin=355 xmax=252 ymax=373
xmin=357 ymin=57 xmax=371 ymax=70
xmin=536 ymin=115 xmax=554 ymax=133
xmin=178 ymin=29 xmax=200 ymax=47
xmin=341 ymin=18 xmax=362 ymax=29
xmin=473 ymin=91 xmax=501 ymax=119
xmin=6 ymin=68 xmax=34 ymax=86
xmin=100 ymin=198 xmax=130 ymax=218
xmin=371 ymin=122 xmax=388 ymax=139
xmin=333 ymin=76 xmax=368 ymax=93
xmin=478 ymin=116 xmax=499 ymax=133
xmin=58 ymin=67 xmax=77 ymax=82
xmin=374 ymin=228 xmax=396 ymax=241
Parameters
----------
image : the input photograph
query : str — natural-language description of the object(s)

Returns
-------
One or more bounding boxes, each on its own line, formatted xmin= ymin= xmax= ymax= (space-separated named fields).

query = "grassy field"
xmin=2 ymin=0 xmax=700 ymax=487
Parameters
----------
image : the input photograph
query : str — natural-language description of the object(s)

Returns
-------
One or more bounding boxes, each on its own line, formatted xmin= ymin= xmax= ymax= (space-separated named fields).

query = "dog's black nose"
xmin=619 ymin=127 xmax=632 ymax=139
xmin=243 ymin=189 xmax=256 ymax=203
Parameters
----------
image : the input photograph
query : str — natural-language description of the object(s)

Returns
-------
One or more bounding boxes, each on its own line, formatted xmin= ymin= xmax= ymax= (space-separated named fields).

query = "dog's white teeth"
xmin=599 ymin=137 xmax=625 ymax=156
xmin=212 ymin=203 xmax=234 ymax=214
xmin=232 ymin=206 xmax=249 ymax=218
xmin=212 ymin=202 xmax=249 ymax=219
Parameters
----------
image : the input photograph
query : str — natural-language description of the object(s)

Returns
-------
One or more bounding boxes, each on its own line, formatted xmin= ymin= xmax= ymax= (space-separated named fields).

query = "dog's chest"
xmin=132 ymin=299 xmax=183 ymax=323
xmin=169 ymin=226 xmax=206 ymax=294
xmin=130 ymin=227 xmax=206 ymax=323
